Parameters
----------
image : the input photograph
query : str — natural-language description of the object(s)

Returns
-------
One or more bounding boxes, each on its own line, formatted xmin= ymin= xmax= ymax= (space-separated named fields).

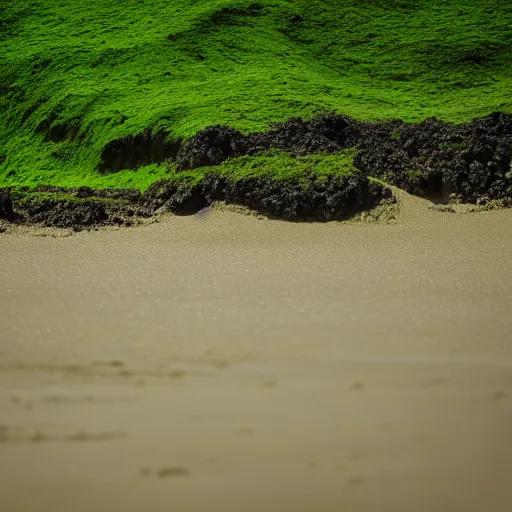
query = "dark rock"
xmin=175 ymin=125 xmax=247 ymax=170
xmin=33 ymin=185 xmax=143 ymax=202
xmin=143 ymin=179 xmax=179 ymax=210
xmin=142 ymin=166 xmax=391 ymax=221
xmin=144 ymin=178 xmax=210 ymax=215
xmin=11 ymin=190 xmax=152 ymax=230
xmin=99 ymin=131 xmax=181 ymax=173
xmin=0 ymin=188 xmax=14 ymax=220
xmin=354 ymin=112 xmax=512 ymax=202
xmin=88 ymin=188 xmax=142 ymax=202
xmin=73 ymin=186 xmax=95 ymax=198
xmin=201 ymin=173 xmax=229 ymax=203
xmin=166 ymin=184 xmax=208 ymax=215
xmin=247 ymin=112 xmax=360 ymax=156
xmin=14 ymin=195 xmax=109 ymax=229
xmin=222 ymin=172 xmax=390 ymax=221
xmin=33 ymin=185 xmax=70 ymax=194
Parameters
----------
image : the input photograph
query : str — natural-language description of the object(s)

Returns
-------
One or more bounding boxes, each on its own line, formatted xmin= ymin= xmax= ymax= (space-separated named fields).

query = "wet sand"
xmin=1 ymin=193 xmax=512 ymax=511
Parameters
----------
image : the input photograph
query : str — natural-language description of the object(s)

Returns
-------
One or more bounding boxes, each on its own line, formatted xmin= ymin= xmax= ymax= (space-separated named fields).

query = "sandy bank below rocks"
xmin=0 ymin=191 xmax=511 ymax=512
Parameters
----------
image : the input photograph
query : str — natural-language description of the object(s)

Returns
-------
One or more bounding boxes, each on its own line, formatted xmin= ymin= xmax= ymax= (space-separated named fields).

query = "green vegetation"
xmin=2 ymin=163 xmax=175 ymax=192
xmin=150 ymin=149 xmax=357 ymax=190
xmin=6 ymin=149 xmax=358 ymax=192
xmin=1 ymin=0 xmax=511 ymax=189
xmin=204 ymin=149 xmax=356 ymax=184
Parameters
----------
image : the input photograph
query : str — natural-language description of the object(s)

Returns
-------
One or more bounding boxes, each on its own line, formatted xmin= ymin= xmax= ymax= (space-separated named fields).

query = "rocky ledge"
xmin=1 ymin=111 xmax=510 ymax=231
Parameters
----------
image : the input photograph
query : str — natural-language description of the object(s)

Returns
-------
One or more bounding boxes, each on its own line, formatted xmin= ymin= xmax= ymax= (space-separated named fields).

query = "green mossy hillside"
xmin=1 ymin=0 xmax=511 ymax=188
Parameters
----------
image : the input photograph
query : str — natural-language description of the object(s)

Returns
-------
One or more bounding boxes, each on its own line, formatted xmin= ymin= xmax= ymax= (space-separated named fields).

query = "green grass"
xmin=8 ymin=149 xmax=358 ymax=192
xmin=212 ymin=149 xmax=356 ymax=184
xmin=3 ymin=163 xmax=176 ymax=191
xmin=1 ymin=0 xmax=511 ymax=188
xmin=149 ymin=149 xmax=357 ymax=190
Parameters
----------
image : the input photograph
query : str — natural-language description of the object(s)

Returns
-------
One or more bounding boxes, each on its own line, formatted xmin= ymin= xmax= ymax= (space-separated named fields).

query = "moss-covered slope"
xmin=1 ymin=0 xmax=511 ymax=188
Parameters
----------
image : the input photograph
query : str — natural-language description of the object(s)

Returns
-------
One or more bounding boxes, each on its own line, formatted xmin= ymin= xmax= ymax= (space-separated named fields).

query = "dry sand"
xmin=0 ymin=193 xmax=511 ymax=512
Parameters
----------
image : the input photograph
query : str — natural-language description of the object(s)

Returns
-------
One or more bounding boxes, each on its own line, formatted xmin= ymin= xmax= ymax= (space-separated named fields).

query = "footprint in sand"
xmin=66 ymin=431 xmax=128 ymax=442
xmin=141 ymin=468 xmax=190 ymax=478
xmin=1 ymin=427 xmax=127 ymax=443
xmin=158 ymin=467 xmax=190 ymax=478
xmin=211 ymin=360 xmax=230 ymax=369
xmin=168 ymin=370 xmax=186 ymax=378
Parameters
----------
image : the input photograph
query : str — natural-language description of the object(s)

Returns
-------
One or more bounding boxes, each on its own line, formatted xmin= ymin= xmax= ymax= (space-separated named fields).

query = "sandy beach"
xmin=1 ymin=193 xmax=511 ymax=512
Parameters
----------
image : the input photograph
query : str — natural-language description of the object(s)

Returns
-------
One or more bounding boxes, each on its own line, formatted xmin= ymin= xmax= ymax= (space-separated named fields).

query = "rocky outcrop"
xmin=3 ymin=112 xmax=511 ymax=230
xmin=0 ymin=188 xmax=14 ymax=220
xmin=144 ymin=169 xmax=391 ymax=221
xmin=174 ymin=113 xmax=361 ymax=171
xmin=171 ymin=112 xmax=512 ymax=203
xmin=355 ymin=112 xmax=512 ymax=203
xmin=175 ymin=126 xmax=247 ymax=171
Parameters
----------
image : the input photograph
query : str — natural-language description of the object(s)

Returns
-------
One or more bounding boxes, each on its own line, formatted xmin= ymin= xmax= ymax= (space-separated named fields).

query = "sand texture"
xmin=1 ymin=192 xmax=511 ymax=512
